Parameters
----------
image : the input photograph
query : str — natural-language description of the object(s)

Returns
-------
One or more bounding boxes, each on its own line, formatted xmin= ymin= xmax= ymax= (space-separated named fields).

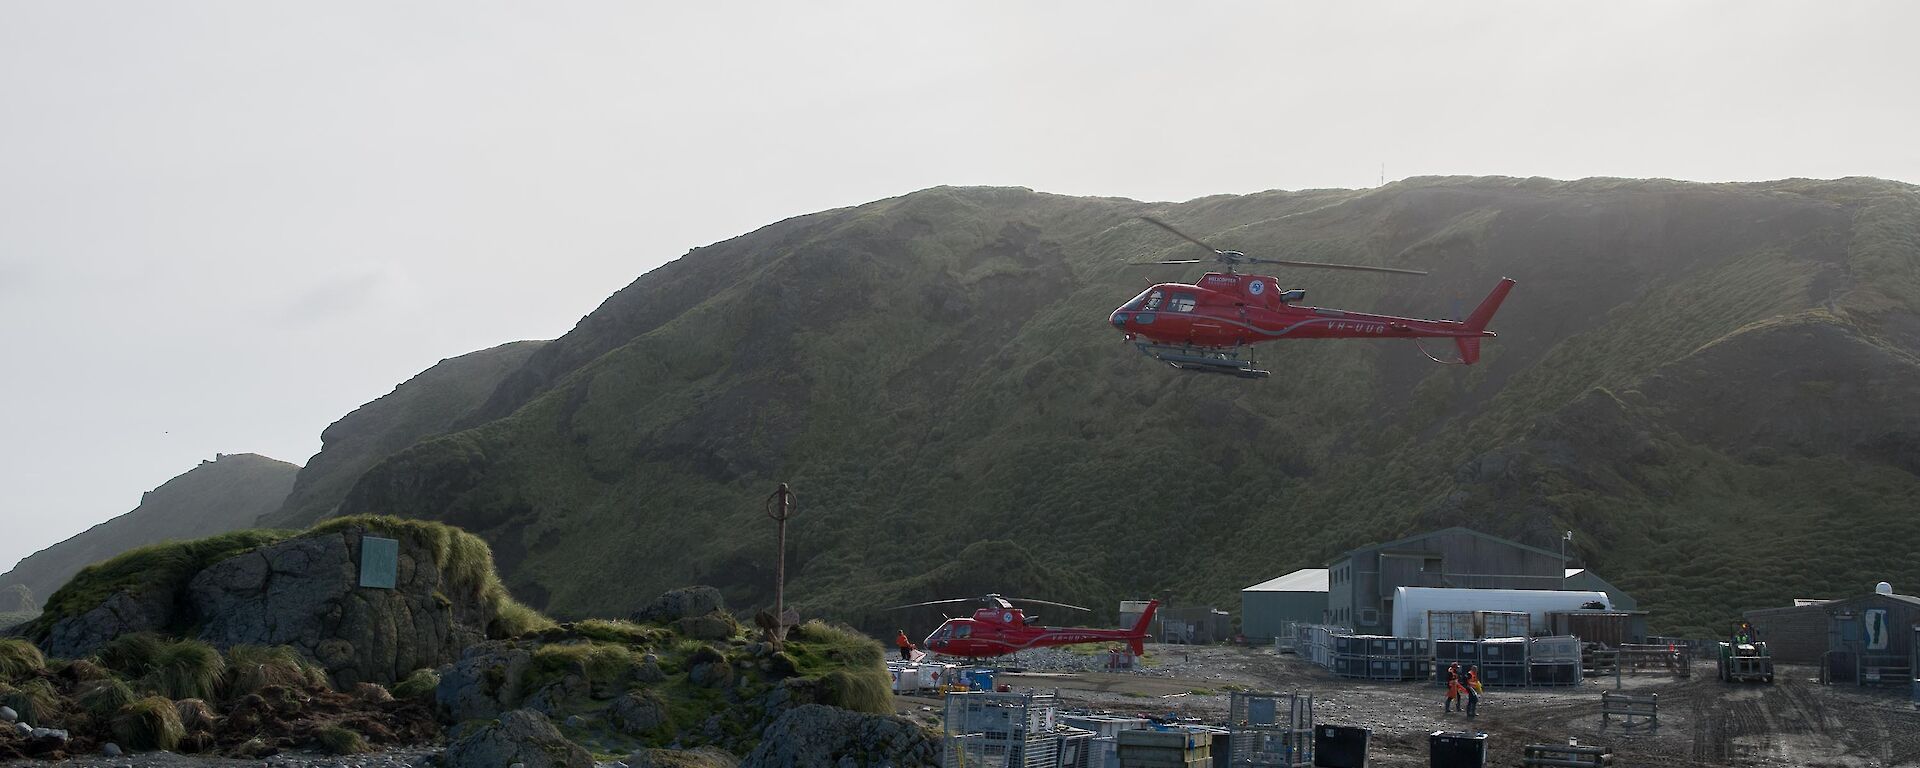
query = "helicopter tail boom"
xmin=1128 ymin=600 xmax=1160 ymax=657
xmin=1455 ymin=278 xmax=1516 ymax=364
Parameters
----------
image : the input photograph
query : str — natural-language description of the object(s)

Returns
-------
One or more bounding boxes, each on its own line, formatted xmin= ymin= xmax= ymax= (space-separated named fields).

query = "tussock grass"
xmin=526 ymin=641 xmax=640 ymax=694
xmin=225 ymin=645 xmax=327 ymax=696
xmin=147 ymin=639 xmax=226 ymax=700
xmin=391 ymin=668 xmax=439 ymax=701
xmin=1 ymin=678 xmax=62 ymax=725
xmin=77 ymin=677 xmax=136 ymax=721
xmin=572 ymin=619 xmax=663 ymax=646
xmin=101 ymin=632 xmax=168 ymax=678
xmin=112 ymin=696 xmax=185 ymax=752
xmin=785 ymin=619 xmax=892 ymax=714
xmin=317 ymin=725 xmax=371 ymax=755
xmin=0 ymin=638 xmax=45 ymax=682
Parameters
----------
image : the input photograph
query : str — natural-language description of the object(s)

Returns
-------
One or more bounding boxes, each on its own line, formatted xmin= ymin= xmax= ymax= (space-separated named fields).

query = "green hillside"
xmin=262 ymin=340 xmax=547 ymax=528
xmin=0 ymin=453 xmax=298 ymax=603
xmin=333 ymin=177 xmax=1920 ymax=638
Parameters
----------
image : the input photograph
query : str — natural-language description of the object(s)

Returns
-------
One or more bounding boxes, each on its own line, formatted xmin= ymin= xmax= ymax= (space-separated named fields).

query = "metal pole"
xmin=765 ymin=483 xmax=795 ymax=641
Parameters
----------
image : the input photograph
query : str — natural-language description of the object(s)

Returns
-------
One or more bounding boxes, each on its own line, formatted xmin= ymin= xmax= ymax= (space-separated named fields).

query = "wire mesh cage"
xmin=1227 ymin=691 xmax=1314 ymax=767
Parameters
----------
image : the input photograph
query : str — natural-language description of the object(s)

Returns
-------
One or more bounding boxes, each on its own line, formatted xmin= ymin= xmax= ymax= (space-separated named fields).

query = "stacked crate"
xmin=1227 ymin=691 xmax=1314 ymax=767
xmin=1117 ymin=728 xmax=1213 ymax=768
xmin=1295 ymin=624 xmax=1340 ymax=668
xmin=1527 ymin=636 xmax=1581 ymax=686
xmin=1055 ymin=726 xmax=1098 ymax=768
xmin=943 ymin=690 xmax=1059 ymax=768
xmin=1062 ymin=715 xmax=1149 ymax=768
xmin=1476 ymin=638 xmax=1530 ymax=687
xmin=1330 ymin=635 xmax=1431 ymax=681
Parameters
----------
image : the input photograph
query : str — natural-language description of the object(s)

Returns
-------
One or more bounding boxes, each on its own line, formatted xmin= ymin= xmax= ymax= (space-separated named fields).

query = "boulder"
xmin=524 ymin=675 xmax=588 ymax=717
xmin=607 ymin=691 xmax=666 ymax=736
xmin=632 ymin=587 xmax=725 ymax=624
xmin=0 ymin=706 xmax=14 ymax=723
xmin=443 ymin=710 xmax=592 ymax=768
xmin=40 ymin=590 xmax=174 ymax=659
xmin=188 ymin=527 xmax=498 ymax=687
xmin=437 ymin=643 xmax=533 ymax=722
xmin=674 ymin=613 xmax=738 ymax=642
xmin=740 ymin=705 xmax=938 ymax=768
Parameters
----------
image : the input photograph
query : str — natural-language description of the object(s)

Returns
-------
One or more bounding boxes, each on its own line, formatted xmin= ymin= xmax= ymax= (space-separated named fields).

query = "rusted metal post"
xmin=764 ymin=483 xmax=797 ymax=642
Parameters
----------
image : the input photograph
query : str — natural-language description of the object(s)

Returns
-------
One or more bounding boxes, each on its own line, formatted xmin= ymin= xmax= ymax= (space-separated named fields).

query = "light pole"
xmin=1561 ymin=530 xmax=1573 ymax=589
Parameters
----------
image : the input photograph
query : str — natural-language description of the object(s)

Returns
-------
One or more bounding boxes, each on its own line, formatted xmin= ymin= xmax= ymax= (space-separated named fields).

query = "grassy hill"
xmin=0 ymin=453 xmax=298 ymax=603
xmin=329 ymin=177 xmax=1920 ymax=638
xmin=262 ymin=340 xmax=547 ymax=529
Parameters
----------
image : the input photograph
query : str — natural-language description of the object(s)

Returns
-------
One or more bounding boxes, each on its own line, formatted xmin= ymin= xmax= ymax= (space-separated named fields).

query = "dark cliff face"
xmin=262 ymin=340 xmax=548 ymax=530
xmin=1 ymin=453 xmax=298 ymax=601
xmin=322 ymin=178 xmax=1919 ymax=636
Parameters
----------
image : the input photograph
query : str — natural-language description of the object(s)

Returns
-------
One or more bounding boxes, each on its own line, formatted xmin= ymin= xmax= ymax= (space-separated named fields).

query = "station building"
xmin=1744 ymin=582 xmax=1920 ymax=685
xmin=1241 ymin=527 xmax=1636 ymax=641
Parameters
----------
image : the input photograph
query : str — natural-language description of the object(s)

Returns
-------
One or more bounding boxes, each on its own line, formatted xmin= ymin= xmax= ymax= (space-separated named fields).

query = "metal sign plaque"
xmin=360 ymin=536 xmax=399 ymax=589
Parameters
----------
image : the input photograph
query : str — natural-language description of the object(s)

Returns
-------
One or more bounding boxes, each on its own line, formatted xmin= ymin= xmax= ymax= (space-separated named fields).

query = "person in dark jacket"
xmin=1445 ymin=662 xmax=1463 ymax=712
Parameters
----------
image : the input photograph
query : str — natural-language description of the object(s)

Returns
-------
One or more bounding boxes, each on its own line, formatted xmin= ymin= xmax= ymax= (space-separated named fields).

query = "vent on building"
xmin=1876 ymin=581 xmax=1893 ymax=595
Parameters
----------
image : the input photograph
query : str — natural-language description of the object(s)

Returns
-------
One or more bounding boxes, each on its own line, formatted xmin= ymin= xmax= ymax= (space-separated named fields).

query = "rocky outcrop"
xmin=41 ymin=591 xmax=175 ymax=659
xmin=739 ymin=705 xmax=939 ymax=768
xmin=40 ymin=525 xmax=499 ymax=686
xmin=436 ymin=643 xmax=533 ymax=722
xmin=633 ymin=587 xmax=725 ymax=624
xmin=443 ymin=710 xmax=591 ymax=768
xmin=186 ymin=527 xmax=497 ymax=687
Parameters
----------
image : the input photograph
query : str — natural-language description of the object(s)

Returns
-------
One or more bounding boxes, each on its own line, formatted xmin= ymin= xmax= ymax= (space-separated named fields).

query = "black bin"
xmin=1313 ymin=725 xmax=1370 ymax=768
xmin=1429 ymin=731 xmax=1487 ymax=768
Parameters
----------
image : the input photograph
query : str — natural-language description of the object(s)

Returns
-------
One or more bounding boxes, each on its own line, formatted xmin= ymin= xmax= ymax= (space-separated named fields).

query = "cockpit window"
xmin=1143 ymin=290 xmax=1164 ymax=311
xmin=955 ymin=625 xmax=972 ymax=638
xmin=1171 ymin=293 xmax=1197 ymax=312
xmin=931 ymin=625 xmax=953 ymax=640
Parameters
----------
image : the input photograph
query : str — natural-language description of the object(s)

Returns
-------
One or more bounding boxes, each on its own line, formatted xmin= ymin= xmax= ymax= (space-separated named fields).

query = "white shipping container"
xmin=1392 ymin=587 xmax=1611 ymax=638
xmin=1427 ymin=610 xmax=1477 ymax=640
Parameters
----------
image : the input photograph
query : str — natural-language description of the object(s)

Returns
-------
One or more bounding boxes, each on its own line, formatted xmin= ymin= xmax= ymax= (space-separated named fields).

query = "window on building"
xmin=1360 ymin=608 xmax=1378 ymax=626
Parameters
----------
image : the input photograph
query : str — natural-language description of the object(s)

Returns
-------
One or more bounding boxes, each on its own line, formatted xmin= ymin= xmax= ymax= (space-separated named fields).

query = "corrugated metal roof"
xmin=1242 ymin=568 xmax=1328 ymax=593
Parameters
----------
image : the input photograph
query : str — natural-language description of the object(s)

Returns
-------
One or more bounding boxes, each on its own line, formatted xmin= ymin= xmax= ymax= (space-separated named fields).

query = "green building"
xmin=1240 ymin=568 xmax=1329 ymax=643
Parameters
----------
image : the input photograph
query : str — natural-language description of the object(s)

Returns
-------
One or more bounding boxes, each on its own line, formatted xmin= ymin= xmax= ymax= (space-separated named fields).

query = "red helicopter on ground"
xmin=1110 ymin=217 xmax=1516 ymax=378
xmin=891 ymin=594 xmax=1159 ymax=660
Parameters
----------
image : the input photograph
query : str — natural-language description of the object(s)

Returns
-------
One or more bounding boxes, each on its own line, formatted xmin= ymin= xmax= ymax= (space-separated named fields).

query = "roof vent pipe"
xmin=1876 ymin=581 xmax=1893 ymax=595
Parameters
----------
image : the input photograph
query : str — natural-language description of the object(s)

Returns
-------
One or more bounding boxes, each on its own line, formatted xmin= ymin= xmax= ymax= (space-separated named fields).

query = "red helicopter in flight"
xmin=1110 ymin=217 xmax=1515 ymax=378
xmin=891 ymin=594 xmax=1160 ymax=660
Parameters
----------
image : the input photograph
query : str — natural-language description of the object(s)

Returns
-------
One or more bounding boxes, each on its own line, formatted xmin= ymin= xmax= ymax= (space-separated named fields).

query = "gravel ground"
xmin=945 ymin=645 xmax=1920 ymax=767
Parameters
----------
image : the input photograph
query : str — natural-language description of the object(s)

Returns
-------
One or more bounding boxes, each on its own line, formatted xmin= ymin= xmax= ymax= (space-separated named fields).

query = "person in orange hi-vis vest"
xmin=1465 ymin=666 xmax=1483 ymax=718
xmin=895 ymin=630 xmax=914 ymax=661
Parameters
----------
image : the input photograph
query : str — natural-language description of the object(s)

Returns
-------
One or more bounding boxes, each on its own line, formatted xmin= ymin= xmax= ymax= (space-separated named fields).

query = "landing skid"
xmin=1134 ymin=342 xmax=1271 ymax=379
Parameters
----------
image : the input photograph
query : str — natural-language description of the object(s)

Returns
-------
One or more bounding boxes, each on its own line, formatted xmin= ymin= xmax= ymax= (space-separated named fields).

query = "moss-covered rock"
xmin=444 ymin=709 xmax=591 ymax=768
xmin=391 ymin=668 xmax=439 ymax=702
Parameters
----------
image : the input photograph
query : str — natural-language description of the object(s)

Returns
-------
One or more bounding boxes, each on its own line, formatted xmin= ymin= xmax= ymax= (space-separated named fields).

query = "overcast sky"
xmin=3 ymin=1 xmax=1916 ymax=574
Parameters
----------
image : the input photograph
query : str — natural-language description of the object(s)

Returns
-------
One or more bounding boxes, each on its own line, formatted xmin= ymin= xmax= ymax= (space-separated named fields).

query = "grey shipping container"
xmin=1428 ymin=611 xmax=1477 ymax=641
xmin=1478 ymin=611 xmax=1531 ymax=639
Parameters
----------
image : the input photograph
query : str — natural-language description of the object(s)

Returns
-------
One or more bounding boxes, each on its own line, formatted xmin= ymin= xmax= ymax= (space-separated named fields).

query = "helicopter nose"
xmin=1110 ymin=310 xmax=1127 ymax=328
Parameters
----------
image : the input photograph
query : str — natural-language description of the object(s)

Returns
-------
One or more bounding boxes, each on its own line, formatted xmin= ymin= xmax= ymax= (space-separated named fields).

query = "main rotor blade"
xmin=885 ymin=598 xmax=976 ymax=611
xmin=1243 ymin=257 xmax=1428 ymax=276
xmin=1137 ymin=216 xmax=1222 ymax=258
xmin=1004 ymin=597 xmax=1092 ymax=612
xmin=1125 ymin=259 xmax=1203 ymax=265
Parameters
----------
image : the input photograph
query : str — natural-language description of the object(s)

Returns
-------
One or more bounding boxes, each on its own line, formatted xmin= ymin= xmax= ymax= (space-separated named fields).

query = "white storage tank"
xmin=1392 ymin=587 xmax=1611 ymax=638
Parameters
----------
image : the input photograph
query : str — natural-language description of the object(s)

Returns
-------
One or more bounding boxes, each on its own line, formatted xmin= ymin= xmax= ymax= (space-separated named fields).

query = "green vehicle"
xmin=1717 ymin=621 xmax=1773 ymax=684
